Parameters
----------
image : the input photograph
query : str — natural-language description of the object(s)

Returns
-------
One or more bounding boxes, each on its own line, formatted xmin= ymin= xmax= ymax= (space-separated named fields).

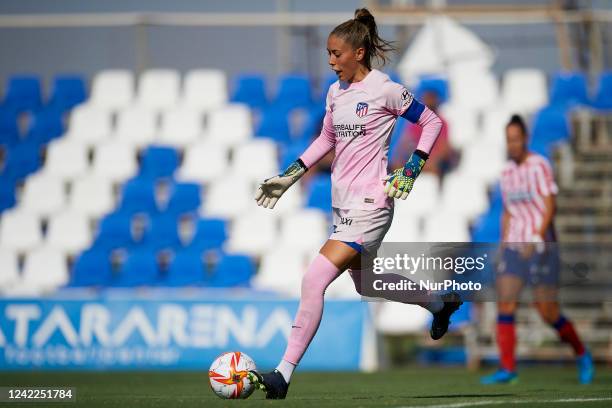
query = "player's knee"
xmin=535 ymin=302 xmax=559 ymax=324
xmin=498 ymin=301 xmax=517 ymax=315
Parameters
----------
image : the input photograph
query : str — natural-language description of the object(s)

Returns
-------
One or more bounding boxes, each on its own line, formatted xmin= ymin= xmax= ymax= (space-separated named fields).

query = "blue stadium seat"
xmin=118 ymin=178 xmax=159 ymax=216
xmin=532 ymin=107 xmax=570 ymax=143
xmin=295 ymin=104 xmax=325 ymax=142
xmin=232 ymin=74 xmax=268 ymax=109
xmin=163 ymin=250 xmax=206 ymax=286
xmin=279 ymin=139 xmax=310 ymax=170
xmin=114 ymin=249 xmax=159 ymax=287
xmin=48 ymin=75 xmax=87 ymax=113
xmin=139 ymin=145 xmax=179 ymax=180
xmin=141 ymin=215 xmax=181 ymax=251
xmin=1 ymin=140 xmax=42 ymax=180
xmin=592 ymin=71 xmax=612 ymax=110
xmin=471 ymin=184 xmax=503 ymax=243
xmin=306 ymin=174 xmax=332 ymax=213
xmin=165 ymin=182 xmax=201 ymax=217
xmin=274 ymin=74 xmax=312 ymax=110
xmin=26 ymin=109 xmax=64 ymax=145
xmin=0 ymin=107 xmax=20 ymax=146
xmin=417 ymin=75 xmax=449 ymax=104
xmin=318 ymin=73 xmax=338 ymax=104
xmin=209 ymin=253 xmax=254 ymax=287
xmin=184 ymin=218 xmax=227 ymax=252
xmin=3 ymin=75 xmax=42 ymax=112
xmin=93 ymin=212 xmax=134 ymax=251
xmin=70 ymin=249 xmax=113 ymax=287
xmin=0 ymin=176 xmax=16 ymax=213
xmin=256 ymin=105 xmax=291 ymax=144
xmin=549 ymin=72 xmax=589 ymax=108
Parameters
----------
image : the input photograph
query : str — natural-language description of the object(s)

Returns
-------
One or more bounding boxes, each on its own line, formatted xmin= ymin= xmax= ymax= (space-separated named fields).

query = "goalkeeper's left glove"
xmin=254 ymin=159 xmax=307 ymax=209
xmin=383 ymin=150 xmax=428 ymax=199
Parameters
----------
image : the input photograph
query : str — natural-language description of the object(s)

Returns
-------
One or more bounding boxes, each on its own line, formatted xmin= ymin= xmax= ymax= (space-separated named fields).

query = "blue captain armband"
xmin=401 ymin=98 xmax=426 ymax=123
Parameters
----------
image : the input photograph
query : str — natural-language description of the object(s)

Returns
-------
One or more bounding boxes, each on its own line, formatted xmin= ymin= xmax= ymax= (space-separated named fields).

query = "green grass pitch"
xmin=1 ymin=366 xmax=611 ymax=407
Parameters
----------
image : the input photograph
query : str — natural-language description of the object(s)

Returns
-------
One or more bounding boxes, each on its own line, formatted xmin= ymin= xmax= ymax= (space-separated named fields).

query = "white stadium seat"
xmin=20 ymin=247 xmax=69 ymax=293
xmin=449 ymin=68 xmax=499 ymax=110
xmin=65 ymin=106 xmax=112 ymax=146
xmin=202 ymin=178 xmax=254 ymax=219
xmin=423 ymin=211 xmax=471 ymax=242
xmin=69 ymin=176 xmax=116 ymax=218
xmin=253 ymin=251 xmax=304 ymax=296
xmin=0 ymin=209 xmax=43 ymax=252
xmin=383 ymin=212 xmax=421 ymax=243
xmin=46 ymin=211 xmax=92 ymax=254
xmin=502 ymin=68 xmax=548 ymax=114
xmin=91 ymin=142 xmax=138 ymax=183
xmin=177 ymin=142 xmax=230 ymax=183
xmin=458 ymin=143 xmax=505 ymax=185
xmin=440 ymin=104 xmax=479 ymax=150
xmin=231 ymin=138 xmax=278 ymax=181
xmin=206 ymin=104 xmax=252 ymax=147
xmin=89 ymin=70 xmax=135 ymax=110
xmin=137 ymin=69 xmax=180 ymax=111
xmin=400 ymin=172 xmax=440 ymax=218
xmin=278 ymin=209 xmax=328 ymax=253
xmin=157 ymin=109 xmax=204 ymax=147
xmin=20 ymin=174 xmax=67 ymax=217
xmin=114 ymin=107 xmax=159 ymax=148
xmin=481 ymin=108 xmax=513 ymax=152
xmin=440 ymin=171 xmax=489 ymax=219
xmin=225 ymin=211 xmax=278 ymax=256
xmin=182 ymin=69 xmax=228 ymax=112
xmin=42 ymin=140 xmax=89 ymax=181
xmin=0 ymin=249 xmax=20 ymax=291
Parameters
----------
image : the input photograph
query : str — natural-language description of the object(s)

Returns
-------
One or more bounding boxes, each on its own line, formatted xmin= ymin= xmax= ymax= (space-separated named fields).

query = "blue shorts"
xmin=497 ymin=247 xmax=560 ymax=286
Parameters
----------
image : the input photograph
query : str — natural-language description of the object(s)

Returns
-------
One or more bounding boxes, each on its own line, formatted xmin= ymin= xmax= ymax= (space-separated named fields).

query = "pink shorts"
xmin=329 ymin=207 xmax=394 ymax=254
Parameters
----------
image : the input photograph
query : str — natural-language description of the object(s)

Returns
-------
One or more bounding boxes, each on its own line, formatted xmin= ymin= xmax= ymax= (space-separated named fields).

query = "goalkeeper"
xmin=250 ymin=7 xmax=462 ymax=400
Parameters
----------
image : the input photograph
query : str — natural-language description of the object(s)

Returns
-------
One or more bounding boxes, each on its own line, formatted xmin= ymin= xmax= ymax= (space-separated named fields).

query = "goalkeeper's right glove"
xmin=254 ymin=159 xmax=307 ymax=209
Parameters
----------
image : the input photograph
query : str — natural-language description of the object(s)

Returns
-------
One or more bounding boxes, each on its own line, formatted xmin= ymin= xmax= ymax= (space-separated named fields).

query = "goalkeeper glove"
xmin=383 ymin=150 xmax=428 ymax=199
xmin=255 ymin=159 xmax=307 ymax=209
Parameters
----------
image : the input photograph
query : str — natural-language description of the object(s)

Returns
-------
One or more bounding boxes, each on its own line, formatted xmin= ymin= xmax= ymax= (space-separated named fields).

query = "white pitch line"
xmin=398 ymin=396 xmax=612 ymax=408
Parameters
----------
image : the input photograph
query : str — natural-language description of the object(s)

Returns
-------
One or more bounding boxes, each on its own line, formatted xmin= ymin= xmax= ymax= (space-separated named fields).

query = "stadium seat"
xmin=42 ymin=140 xmax=89 ymax=180
xmin=70 ymin=248 xmax=113 ymax=287
xmin=183 ymin=217 xmax=227 ymax=252
xmin=278 ymin=209 xmax=328 ymax=253
xmin=182 ymin=69 xmax=228 ymax=112
xmin=231 ymin=74 xmax=268 ymax=109
xmin=225 ymin=211 xmax=278 ymax=256
xmin=448 ymin=69 xmax=499 ymax=110
xmin=89 ymin=70 xmax=135 ymax=110
xmin=137 ymin=69 xmax=180 ymax=111
xmin=295 ymin=105 xmax=325 ymax=142
xmin=439 ymin=104 xmax=479 ymax=150
xmin=209 ymin=253 xmax=254 ymax=287
xmin=92 ymin=212 xmax=134 ymax=251
xmin=141 ymin=215 xmax=181 ymax=251
xmin=0 ymin=179 xmax=16 ymax=213
xmin=176 ymin=142 xmax=230 ymax=183
xmin=203 ymin=178 xmax=254 ymax=218
xmin=91 ymin=142 xmax=138 ymax=182
xmin=139 ymin=145 xmax=179 ymax=180
xmin=382 ymin=210 xmax=421 ymax=242
xmin=164 ymin=182 xmax=201 ymax=217
xmin=265 ymin=180 xmax=303 ymax=214
xmin=550 ymin=71 xmax=589 ymax=108
xmin=114 ymin=107 xmax=158 ymax=148
xmin=118 ymin=178 xmax=159 ymax=216
xmin=501 ymin=68 xmax=548 ymax=113
xmin=416 ymin=75 xmax=449 ymax=104
xmin=2 ymin=75 xmax=42 ymax=112
xmin=441 ymin=171 xmax=489 ymax=220
xmin=0 ymin=209 xmax=43 ymax=252
xmin=423 ymin=211 xmax=471 ymax=242
xmin=306 ymin=174 xmax=332 ymax=213
xmin=157 ymin=109 xmax=203 ymax=147
xmin=0 ymin=249 xmax=20 ymax=291
xmin=2 ymin=140 xmax=43 ymax=180
xmin=114 ymin=249 xmax=159 ymax=287
xmin=20 ymin=174 xmax=67 ymax=217
xmin=0 ymin=107 xmax=19 ymax=146
xmin=274 ymin=74 xmax=312 ymax=110
xmin=231 ymin=138 xmax=278 ymax=181
xmin=206 ymin=104 xmax=253 ymax=147
xmin=163 ymin=250 xmax=206 ymax=286
xmin=255 ymin=106 xmax=292 ymax=144
xmin=253 ymin=251 xmax=304 ymax=296
xmin=481 ymin=108 xmax=513 ymax=151
xmin=68 ymin=176 xmax=115 ymax=218
xmin=398 ymin=172 xmax=439 ymax=218
xmin=531 ymin=106 xmax=570 ymax=146
xmin=66 ymin=106 xmax=112 ymax=146
xmin=48 ymin=74 xmax=87 ymax=113
xmin=46 ymin=211 xmax=91 ymax=254
xmin=21 ymin=247 xmax=69 ymax=292
xmin=25 ymin=109 xmax=64 ymax=145
xmin=591 ymin=71 xmax=612 ymax=110
xmin=458 ymin=142 xmax=505 ymax=185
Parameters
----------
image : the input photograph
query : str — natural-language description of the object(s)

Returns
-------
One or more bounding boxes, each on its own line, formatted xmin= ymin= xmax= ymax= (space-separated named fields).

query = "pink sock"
xmin=282 ymin=254 xmax=341 ymax=365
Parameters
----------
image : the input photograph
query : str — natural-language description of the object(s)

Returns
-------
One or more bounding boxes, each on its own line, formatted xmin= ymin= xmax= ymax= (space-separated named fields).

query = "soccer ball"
xmin=208 ymin=351 xmax=257 ymax=399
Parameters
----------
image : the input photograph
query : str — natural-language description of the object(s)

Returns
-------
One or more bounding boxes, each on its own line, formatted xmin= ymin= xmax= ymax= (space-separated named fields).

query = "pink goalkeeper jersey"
xmin=300 ymin=69 xmax=439 ymax=210
xmin=501 ymin=153 xmax=559 ymax=242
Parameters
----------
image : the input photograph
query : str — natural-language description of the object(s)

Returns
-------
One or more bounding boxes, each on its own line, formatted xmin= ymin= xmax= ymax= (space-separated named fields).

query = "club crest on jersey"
xmin=355 ymin=102 xmax=368 ymax=117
